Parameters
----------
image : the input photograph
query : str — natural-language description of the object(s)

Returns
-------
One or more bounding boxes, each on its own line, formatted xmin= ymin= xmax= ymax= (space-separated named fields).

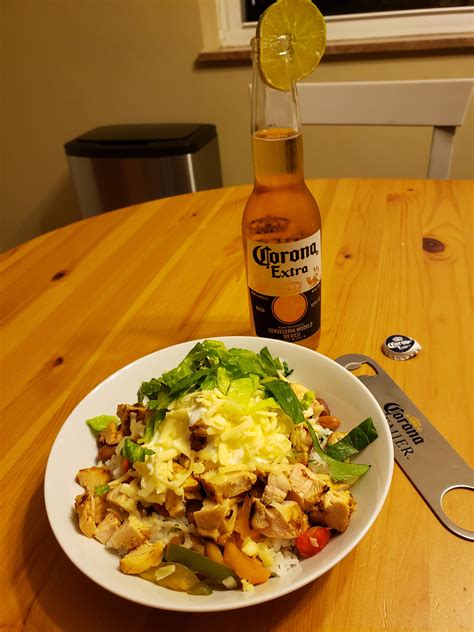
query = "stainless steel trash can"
xmin=64 ymin=123 xmax=222 ymax=217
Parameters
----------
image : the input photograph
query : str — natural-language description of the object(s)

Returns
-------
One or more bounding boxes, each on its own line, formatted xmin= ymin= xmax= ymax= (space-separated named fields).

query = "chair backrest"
xmin=298 ymin=79 xmax=473 ymax=178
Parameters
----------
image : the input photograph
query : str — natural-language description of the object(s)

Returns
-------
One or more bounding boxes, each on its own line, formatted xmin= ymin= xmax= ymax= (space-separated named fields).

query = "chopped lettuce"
xmin=136 ymin=340 xmax=290 ymax=407
xmin=301 ymin=390 xmax=315 ymax=410
xmin=168 ymin=368 xmax=209 ymax=398
xmin=226 ymin=376 xmax=259 ymax=409
xmin=95 ymin=484 xmax=110 ymax=497
xmin=142 ymin=407 xmax=167 ymax=443
xmin=86 ymin=415 xmax=119 ymax=436
xmin=121 ymin=438 xmax=154 ymax=463
xmin=216 ymin=366 xmax=231 ymax=394
xmin=249 ymin=397 xmax=279 ymax=412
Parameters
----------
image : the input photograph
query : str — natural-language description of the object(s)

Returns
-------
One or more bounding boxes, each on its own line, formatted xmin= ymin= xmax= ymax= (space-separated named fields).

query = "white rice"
xmin=263 ymin=538 xmax=303 ymax=581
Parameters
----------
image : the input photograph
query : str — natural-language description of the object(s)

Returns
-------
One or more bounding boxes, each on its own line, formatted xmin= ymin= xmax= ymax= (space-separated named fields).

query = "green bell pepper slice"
xmin=165 ymin=544 xmax=238 ymax=588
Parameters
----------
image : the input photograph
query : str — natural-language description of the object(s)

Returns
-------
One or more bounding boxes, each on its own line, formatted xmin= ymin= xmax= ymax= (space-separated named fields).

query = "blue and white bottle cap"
xmin=382 ymin=334 xmax=421 ymax=360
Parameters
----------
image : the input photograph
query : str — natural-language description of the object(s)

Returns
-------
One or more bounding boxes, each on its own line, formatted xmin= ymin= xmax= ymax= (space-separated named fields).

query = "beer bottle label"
xmin=246 ymin=231 xmax=321 ymax=342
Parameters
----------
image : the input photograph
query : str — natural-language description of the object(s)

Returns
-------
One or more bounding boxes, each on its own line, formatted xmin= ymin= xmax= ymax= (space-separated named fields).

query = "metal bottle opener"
xmin=335 ymin=353 xmax=474 ymax=541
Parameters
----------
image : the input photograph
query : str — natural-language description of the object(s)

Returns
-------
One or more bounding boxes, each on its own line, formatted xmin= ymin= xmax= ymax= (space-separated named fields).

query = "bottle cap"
xmin=382 ymin=334 xmax=421 ymax=361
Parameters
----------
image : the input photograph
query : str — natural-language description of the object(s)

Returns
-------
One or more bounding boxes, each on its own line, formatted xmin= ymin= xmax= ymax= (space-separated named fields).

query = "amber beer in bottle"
xmin=243 ymin=37 xmax=322 ymax=348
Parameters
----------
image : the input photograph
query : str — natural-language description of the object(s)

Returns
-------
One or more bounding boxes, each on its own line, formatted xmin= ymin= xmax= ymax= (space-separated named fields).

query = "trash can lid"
xmin=64 ymin=124 xmax=217 ymax=158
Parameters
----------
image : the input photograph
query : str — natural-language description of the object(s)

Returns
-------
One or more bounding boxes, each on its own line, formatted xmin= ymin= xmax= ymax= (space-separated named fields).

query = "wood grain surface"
xmin=0 ymin=179 xmax=472 ymax=632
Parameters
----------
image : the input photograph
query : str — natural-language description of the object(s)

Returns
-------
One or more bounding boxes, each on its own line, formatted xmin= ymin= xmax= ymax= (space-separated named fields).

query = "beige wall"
xmin=1 ymin=0 xmax=473 ymax=252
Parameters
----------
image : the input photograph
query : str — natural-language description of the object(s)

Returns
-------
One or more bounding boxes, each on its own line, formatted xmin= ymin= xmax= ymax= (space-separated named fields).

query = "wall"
xmin=1 ymin=0 xmax=473 ymax=252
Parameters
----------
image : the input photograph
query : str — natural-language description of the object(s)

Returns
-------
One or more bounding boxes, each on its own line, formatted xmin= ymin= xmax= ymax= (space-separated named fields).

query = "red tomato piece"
xmin=295 ymin=527 xmax=331 ymax=558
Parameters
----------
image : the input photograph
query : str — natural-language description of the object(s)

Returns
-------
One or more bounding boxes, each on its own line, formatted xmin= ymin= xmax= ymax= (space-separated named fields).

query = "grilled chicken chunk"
xmin=76 ymin=466 xmax=111 ymax=492
xmin=75 ymin=492 xmax=97 ymax=538
xmin=309 ymin=487 xmax=355 ymax=533
xmin=95 ymin=510 xmax=122 ymax=544
xmin=251 ymin=499 xmax=307 ymax=539
xmin=98 ymin=444 xmax=116 ymax=462
xmin=182 ymin=476 xmax=202 ymax=500
xmin=116 ymin=403 xmax=147 ymax=437
xmin=106 ymin=485 xmax=139 ymax=517
xmin=200 ymin=470 xmax=257 ymax=503
xmin=107 ymin=515 xmax=150 ymax=552
xmin=193 ymin=498 xmax=237 ymax=543
xmin=164 ymin=490 xmax=186 ymax=518
xmin=262 ymin=471 xmax=291 ymax=504
xmin=75 ymin=491 xmax=107 ymax=537
xmin=290 ymin=424 xmax=313 ymax=453
xmin=287 ymin=463 xmax=327 ymax=511
xmin=99 ymin=421 xmax=123 ymax=446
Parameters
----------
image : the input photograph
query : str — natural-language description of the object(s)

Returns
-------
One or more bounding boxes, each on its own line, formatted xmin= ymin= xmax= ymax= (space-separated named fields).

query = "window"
xmin=244 ymin=0 xmax=472 ymax=21
xmin=217 ymin=0 xmax=474 ymax=48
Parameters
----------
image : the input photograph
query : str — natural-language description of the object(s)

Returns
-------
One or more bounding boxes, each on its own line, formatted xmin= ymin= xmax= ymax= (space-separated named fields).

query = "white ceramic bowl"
xmin=44 ymin=336 xmax=393 ymax=612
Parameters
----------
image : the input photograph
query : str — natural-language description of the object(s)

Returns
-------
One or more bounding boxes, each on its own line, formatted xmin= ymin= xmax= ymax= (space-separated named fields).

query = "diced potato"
xmin=120 ymin=541 xmax=164 ymax=574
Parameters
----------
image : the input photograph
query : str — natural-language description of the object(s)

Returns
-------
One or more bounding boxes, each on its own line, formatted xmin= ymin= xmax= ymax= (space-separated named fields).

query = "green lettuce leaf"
xmin=95 ymin=484 xmax=110 ymax=497
xmin=301 ymin=390 xmax=315 ymax=410
xmin=226 ymin=348 xmax=265 ymax=377
xmin=86 ymin=415 xmax=119 ymax=436
xmin=258 ymin=347 xmax=280 ymax=377
xmin=137 ymin=340 xmax=290 ymax=406
xmin=137 ymin=377 xmax=170 ymax=406
xmin=263 ymin=379 xmax=305 ymax=424
xmin=224 ymin=376 xmax=258 ymax=411
xmin=122 ymin=438 xmax=154 ymax=463
xmin=216 ymin=366 xmax=231 ymax=394
xmin=168 ymin=367 xmax=210 ymax=398
xmin=325 ymin=417 xmax=378 ymax=461
xmin=249 ymin=397 xmax=279 ymax=412
xmin=142 ymin=408 xmax=167 ymax=443
xmin=305 ymin=420 xmax=370 ymax=484
xmin=326 ymin=459 xmax=370 ymax=484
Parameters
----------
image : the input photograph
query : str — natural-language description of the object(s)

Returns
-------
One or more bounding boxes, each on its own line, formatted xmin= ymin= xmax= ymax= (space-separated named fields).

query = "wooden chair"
xmin=297 ymin=79 xmax=473 ymax=178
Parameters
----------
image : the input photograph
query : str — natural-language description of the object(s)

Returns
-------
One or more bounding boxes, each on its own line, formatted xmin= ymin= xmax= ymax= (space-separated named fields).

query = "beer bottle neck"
xmin=252 ymin=129 xmax=305 ymax=188
xmin=250 ymin=37 xmax=304 ymax=188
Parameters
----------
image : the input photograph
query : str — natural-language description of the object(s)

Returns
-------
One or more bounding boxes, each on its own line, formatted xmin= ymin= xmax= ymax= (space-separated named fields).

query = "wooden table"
xmin=1 ymin=179 xmax=472 ymax=631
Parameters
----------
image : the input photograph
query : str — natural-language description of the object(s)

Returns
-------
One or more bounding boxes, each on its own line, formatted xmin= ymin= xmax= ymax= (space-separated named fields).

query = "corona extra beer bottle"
xmin=243 ymin=36 xmax=322 ymax=348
